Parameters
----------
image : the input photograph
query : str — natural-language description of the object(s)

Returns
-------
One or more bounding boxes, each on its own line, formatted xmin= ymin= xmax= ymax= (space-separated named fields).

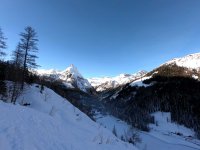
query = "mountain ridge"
xmin=36 ymin=52 xmax=200 ymax=93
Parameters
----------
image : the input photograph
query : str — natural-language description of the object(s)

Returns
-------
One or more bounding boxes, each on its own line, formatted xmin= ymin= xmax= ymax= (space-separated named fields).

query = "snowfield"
xmin=0 ymin=84 xmax=136 ymax=150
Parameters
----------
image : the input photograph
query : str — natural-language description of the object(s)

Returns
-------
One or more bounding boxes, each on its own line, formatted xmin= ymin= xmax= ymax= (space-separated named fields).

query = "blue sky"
xmin=1 ymin=0 xmax=200 ymax=78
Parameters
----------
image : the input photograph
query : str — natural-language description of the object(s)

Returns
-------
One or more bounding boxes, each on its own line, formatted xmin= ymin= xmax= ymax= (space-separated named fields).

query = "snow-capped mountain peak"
xmin=37 ymin=65 xmax=92 ymax=93
xmin=165 ymin=52 xmax=200 ymax=70
xmin=61 ymin=64 xmax=83 ymax=78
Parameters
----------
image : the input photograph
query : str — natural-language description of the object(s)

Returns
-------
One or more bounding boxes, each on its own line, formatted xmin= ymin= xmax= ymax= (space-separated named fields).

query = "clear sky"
xmin=1 ymin=0 xmax=200 ymax=78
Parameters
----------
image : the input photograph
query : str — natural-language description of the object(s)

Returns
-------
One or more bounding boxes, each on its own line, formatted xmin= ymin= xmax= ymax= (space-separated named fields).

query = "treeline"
xmin=104 ymin=75 xmax=200 ymax=138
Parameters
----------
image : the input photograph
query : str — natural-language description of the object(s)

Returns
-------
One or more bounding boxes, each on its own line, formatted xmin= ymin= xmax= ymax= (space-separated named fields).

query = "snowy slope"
xmin=0 ymin=84 xmax=136 ymax=150
xmin=37 ymin=64 xmax=92 ymax=92
xmin=88 ymin=71 xmax=147 ymax=92
xmin=165 ymin=53 xmax=200 ymax=70
xmin=130 ymin=76 xmax=152 ymax=87
xmin=94 ymin=112 xmax=200 ymax=150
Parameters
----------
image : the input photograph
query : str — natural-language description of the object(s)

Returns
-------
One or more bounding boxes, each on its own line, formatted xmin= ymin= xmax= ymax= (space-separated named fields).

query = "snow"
xmin=165 ymin=53 xmax=200 ymax=70
xmin=94 ymin=112 xmax=200 ymax=150
xmin=37 ymin=64 xmax=92 ymax=92
xmin=130 ymin=76 xmax=152 ymax=87
xmin=192 ymin=75 xmax=199 ymax=80
xmin=150 ymin=112 xmax=194 ymax=137
xmin=94 ymin=114 xmax=132 ymax=138
xmin=0 ymin=84 xmax=136 ymax=150
xmin=88 ymin=71 xmax=147 ymax=91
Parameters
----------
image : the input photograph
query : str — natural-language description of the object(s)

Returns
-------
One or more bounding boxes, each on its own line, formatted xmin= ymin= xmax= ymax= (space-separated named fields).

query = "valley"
xmin=32 ymin=53 xmax=200 ymax=149
xmin=1 ymin=44 xmax=200 ymax=150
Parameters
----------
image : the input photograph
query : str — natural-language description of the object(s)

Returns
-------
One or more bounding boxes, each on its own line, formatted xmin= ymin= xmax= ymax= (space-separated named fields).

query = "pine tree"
xmin=0 ymin=27 xmax=7 ymax=58
xmin=19 ymin=26 xmax=39 ymax=89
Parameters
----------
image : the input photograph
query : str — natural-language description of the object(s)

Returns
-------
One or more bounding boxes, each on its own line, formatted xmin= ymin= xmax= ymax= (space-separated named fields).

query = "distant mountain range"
xmin=88 ymin=71 xmax=147 ymax=92
xmin=37 ymin=65 xmax=147 ymax=93
xmin=37 ymin=53 xmax=200 ymax=93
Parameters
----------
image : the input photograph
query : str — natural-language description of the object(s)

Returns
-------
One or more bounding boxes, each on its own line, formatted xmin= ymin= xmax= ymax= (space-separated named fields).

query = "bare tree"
xmin=19 ymin=26 xmax=39 ymax=89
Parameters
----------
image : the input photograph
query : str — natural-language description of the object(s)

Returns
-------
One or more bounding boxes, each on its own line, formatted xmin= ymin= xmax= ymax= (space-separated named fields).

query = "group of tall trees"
xmin=0 ymin=26 xmax=39 ymax=103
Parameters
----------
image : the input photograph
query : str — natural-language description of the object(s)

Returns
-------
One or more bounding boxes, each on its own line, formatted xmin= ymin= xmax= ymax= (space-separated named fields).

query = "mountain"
xmin=146 ymin=53 xmax=200 ymax=79
xmin=88 ymin=53 xmax=200 ymax=93
xmin=37 ymin=65 xmax=147 ymax=93
xmin=37 ymin=64 xmax=93 ymax=93
xmin=88 ymin=71 xmax=147 ymax=92
xmin=165 ymin=52 xmax=200 ymax=70
xmin=99 ymin=52 xmax=200 ymax=139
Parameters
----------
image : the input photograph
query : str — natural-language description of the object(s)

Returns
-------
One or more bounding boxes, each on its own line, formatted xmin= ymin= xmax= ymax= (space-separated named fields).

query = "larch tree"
xmin=12 ymin=43 xmax=24 ymax=67
xmin=19 ymin=26 xmax=39 ymax=89
xmin=10 ymin=43 xmax=24 ymax=103
xmin=0 ymin=27 xmax=7 ymax=58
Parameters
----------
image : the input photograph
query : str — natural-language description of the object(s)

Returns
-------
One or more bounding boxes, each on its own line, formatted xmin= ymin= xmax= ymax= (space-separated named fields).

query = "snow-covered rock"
xmin=88 ymin=71 xmax=147 ymax=92
xmin=37 ymin=64 xmax=92 ymax=92
xmin=0 ymin=84 xmax=136 ymax=150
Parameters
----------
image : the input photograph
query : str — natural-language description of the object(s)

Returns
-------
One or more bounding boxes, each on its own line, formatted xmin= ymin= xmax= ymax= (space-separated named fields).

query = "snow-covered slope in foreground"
xmin=37 ymin=64 xmax=92 ymax=92
xmin=88 ymin=71 xmax=147 ymax=92
xmin=165 ymin=53 xmax=200 ymax=70
xmin=0 ymin=85 xmax=136 ymax=150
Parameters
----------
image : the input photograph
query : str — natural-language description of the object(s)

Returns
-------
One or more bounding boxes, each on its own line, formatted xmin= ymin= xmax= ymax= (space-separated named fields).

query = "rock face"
xmin=37 ymin=64 xmax=92 ymax=93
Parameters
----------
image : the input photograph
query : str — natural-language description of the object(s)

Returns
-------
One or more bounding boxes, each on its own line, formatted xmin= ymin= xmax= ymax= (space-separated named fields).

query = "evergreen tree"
xmin=19 ymin=26 xmax=39 ymax=89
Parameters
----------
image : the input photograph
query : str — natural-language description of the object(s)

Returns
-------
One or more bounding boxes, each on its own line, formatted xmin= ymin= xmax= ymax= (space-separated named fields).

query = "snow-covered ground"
xmin=94 ymin=112 xmax=200 ymax=150
xmin=0 ymin=84 xmax=136 ymax=150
